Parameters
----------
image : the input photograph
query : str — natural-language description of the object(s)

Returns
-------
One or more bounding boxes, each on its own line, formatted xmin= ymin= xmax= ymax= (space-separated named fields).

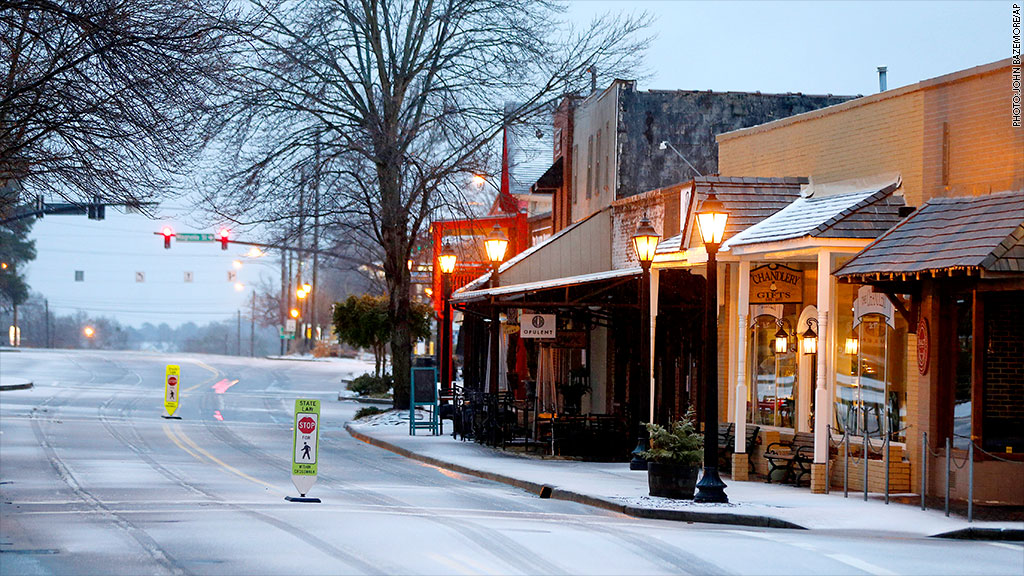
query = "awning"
xmin=530 ymin=157 xmax=563 ymax=193
xmin=834 ymin=190 xmax=1024 ymax=281
xmin=450 ymin=267 xmax=639 ymax=306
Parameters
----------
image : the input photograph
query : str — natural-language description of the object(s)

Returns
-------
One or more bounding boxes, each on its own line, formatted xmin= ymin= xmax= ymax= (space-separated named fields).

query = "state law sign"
xmin=164 ymin=364 xmax=180 ymax=417
xmin=291 ymin=399 xmax=320 ymax=497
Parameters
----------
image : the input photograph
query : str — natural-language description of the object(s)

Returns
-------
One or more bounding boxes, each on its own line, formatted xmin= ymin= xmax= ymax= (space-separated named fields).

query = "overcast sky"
xmin=24 ymin=1 xmax=1011 ymax=328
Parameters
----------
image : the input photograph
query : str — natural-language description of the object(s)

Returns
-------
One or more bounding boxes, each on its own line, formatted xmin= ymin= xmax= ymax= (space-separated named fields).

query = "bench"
xmin=764 ymin=431 xmax=815 ymax=486
xmin=718 ymin=423 xmax=761 ymax=475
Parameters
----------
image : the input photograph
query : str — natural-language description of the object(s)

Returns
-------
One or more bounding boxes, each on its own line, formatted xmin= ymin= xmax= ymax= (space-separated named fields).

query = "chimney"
xmin=589 ymin=66 xmax=597 ymax=95
xmin=877 ymin=66 xmax=887 ymax=92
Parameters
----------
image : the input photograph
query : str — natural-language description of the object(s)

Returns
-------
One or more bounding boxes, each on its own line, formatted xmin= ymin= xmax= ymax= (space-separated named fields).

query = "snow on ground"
xmin=350 ymin=417 xmax=1024 ymax=536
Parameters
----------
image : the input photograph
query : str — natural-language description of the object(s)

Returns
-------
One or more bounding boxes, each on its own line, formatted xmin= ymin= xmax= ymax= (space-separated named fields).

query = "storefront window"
xmin=748 ymin=312 xmax=797 ymax=428
xmin=834 ymin=284 xmax=908 ymax=442
xmin=952 ymin=294 xmax=973 ymax=450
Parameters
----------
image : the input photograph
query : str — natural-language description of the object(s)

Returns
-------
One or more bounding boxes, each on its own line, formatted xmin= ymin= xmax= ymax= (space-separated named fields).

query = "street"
xmin=1 ymin=349 xmax=1020 ymax=575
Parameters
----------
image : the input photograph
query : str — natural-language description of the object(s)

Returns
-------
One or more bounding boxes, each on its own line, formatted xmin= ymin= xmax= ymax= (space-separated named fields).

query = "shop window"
xmin=748 ymin=312 xmax=797 ymax=428
xmin=834 ymin=284 xmax=908 ymax=443
xmin=952 ymin=294 xmax=973 ymax=450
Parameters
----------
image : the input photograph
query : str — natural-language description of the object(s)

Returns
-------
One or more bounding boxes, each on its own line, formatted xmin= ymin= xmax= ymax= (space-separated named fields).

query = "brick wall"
xmin=718 ymin=60 xmax=1023 ymax=209
xmin=610 ymin=190 xmax=665 ymax=270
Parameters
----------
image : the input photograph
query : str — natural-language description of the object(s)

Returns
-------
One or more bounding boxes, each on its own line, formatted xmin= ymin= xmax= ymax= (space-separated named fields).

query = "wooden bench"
xmin=718 ymin=423 xmax=761 ymax=475
xmin=763 ymin=431 xmax=815 ymax=486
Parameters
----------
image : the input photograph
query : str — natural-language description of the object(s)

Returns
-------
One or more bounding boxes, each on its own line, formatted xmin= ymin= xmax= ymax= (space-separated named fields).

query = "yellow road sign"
xmin=165 ymin=364 xmax=181 ymax=417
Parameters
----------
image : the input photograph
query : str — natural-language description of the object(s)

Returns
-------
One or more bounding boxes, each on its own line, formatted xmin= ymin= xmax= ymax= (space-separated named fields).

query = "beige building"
xmin=692 ymin=58 xmax=1024 ymax=504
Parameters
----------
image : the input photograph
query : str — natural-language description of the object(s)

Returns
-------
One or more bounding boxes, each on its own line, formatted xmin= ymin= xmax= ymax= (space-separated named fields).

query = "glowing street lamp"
xmin=694 ymin=187 xmax=729 ymax=504
xmin=290 ymin=308 xmax=300 ymax=319
xmin=439 ymin=242 xmax=458 ymax=397
xmin=484 ymin=224 xmax=509 ymax=393
xmin=801 ymin=318 xmax=819 ymax=355
xmin=83 ymin=326 xmax=95 ymax=338
xmin=629 ymin=214 xmax=660 ymax=471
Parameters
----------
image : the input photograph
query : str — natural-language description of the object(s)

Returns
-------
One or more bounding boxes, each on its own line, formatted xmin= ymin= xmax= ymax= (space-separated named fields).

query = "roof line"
xmin=811 ymin=180 xmax=902 ymax=237
xmin=718 ymin=58 xmax=1013 ymax=142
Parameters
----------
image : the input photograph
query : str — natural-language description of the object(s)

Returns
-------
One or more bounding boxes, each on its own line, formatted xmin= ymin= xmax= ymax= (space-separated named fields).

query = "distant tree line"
xmin=0 ymin=294 xmax=282 ymax=355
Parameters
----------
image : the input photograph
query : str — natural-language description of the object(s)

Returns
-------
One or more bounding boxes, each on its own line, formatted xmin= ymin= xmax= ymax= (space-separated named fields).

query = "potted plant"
xmin=641 ymin=409 xmax=704 ymax=499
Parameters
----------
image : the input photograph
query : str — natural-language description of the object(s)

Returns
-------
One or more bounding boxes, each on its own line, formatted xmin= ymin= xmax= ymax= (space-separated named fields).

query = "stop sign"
xmin=297 ymin=416 xmax=316 ymax=434
xmin=167 ymin=375 xmax=178 ymax=386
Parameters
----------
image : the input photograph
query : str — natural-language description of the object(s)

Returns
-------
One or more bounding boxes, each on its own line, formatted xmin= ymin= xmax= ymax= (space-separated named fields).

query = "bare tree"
xmin=0 ymin=0 xmax=243 ymax=208
xmin=208 ymin=0 xmax=650 ymax=408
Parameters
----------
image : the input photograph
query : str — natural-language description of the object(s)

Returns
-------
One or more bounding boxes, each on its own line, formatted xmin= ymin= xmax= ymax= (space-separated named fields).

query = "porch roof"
xmin=722 ymin=175 xmax=904 ymax=250
xmin=834 ymin=190 xmax=1024 ymax=281
xmin=450 ymin=267 xmax=639 ymax=304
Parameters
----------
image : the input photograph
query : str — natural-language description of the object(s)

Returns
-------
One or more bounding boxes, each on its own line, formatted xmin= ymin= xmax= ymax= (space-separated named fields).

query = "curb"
xmin=0 ymin=380 xmax=33 ymax=391
xmin=931 ymin=527 xmax=1024 ymax=541
xmin=344 ymin=423 xmax=805 ymax=530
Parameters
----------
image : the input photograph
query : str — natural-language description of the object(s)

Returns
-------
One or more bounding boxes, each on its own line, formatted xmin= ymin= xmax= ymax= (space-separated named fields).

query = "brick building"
xmin=699 ymin=58 xmax=1024 ymax=504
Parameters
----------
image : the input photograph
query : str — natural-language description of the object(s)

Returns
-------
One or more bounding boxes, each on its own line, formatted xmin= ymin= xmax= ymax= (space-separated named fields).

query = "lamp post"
xmin=629 ymin=215 xmax=660 ymax=470
xmin=439 ymin=242 xmax=458 ymax=398
xmin=484 ymin=224 xmax=509 ymax=393
xmin=694 ymin=188 xmax=730 ymax=503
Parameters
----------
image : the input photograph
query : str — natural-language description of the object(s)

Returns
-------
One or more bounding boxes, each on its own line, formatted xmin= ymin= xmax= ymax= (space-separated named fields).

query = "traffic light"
xmin=290 ymin=308 xmax=300 ymax=319
xmin=161 ymin=226 xmax=175 ymax=249
xmin=218 ymin=228 xmax=230 ymax=250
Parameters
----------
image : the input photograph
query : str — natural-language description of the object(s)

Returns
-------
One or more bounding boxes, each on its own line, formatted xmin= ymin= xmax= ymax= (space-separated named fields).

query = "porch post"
xmin=812 ymin=251 xmax=832 ymax=493
xmin=733 ymin=260 xmax=751 ymax=480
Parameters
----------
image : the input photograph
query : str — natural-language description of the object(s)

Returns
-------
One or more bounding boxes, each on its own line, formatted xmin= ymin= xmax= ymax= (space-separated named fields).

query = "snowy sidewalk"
xmin=346 ymin=411 xmax=1023 ymax=539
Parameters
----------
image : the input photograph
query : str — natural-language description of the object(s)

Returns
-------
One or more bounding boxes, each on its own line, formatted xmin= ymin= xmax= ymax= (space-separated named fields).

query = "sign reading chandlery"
xmin=749 ymin=264 xmax=803 ymax=304
xmin=520 ymin=313 xmax=556 ymax=338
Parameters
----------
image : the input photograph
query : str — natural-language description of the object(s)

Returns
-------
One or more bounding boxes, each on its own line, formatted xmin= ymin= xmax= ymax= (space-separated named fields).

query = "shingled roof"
xmin=834 ymin=190 xmax=1024 ymax=281
xmin=722 ymin=178 xmax=904 ymax=249
xmin=657 ymin=176 xmax=806 ymax=254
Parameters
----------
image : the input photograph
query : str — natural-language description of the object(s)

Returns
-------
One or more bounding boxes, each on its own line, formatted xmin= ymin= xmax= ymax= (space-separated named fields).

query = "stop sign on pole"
xmin=164 ymin=365 xmax=181 ymax=418
xmin=290 ymin=399 xmax=320 ymax=500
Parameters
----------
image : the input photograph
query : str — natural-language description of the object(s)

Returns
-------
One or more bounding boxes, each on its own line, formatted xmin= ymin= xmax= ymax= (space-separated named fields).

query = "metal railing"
xmin=919 ymin=432 xmax=1023 ymax=522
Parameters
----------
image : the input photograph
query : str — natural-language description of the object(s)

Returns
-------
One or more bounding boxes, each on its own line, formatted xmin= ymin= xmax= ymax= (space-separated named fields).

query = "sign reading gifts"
xmin=749 ymin=264 xmax=803 ymax=304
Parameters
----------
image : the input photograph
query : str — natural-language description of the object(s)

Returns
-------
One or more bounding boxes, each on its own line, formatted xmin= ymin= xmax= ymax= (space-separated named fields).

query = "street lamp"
xmin=694 ymin=187 xmax=729 ymax=503
xmin=484 ymin=224 xmax=509 ymax=393
xmin=439 ymin=242 xmax=458 ymax=398
xmin=801 ymin=318 xmax=819 ymax=355
xmin=629 ymin=214 xmax=660 ymax=470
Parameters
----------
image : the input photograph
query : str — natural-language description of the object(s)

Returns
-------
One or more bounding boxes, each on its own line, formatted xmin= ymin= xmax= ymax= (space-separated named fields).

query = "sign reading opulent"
xmin=749 ymin=264 xmax=803 ymax=304
xmin=520 ymin=313 xmax=556 ymax=338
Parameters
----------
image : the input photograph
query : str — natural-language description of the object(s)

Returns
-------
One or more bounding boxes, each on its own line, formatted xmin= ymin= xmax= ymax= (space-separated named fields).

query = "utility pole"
xmin=236 ymin=309 xmax=241 ymax=356
xmin=45 ymin=299 xmax=50 ymax=348
xmin=250 ymin=292 xmax=256 ymax=357
xmin=280 ymin=249 xmax=287 ymax=355
xmin=312 ymin=138 xmax=321 ymax=352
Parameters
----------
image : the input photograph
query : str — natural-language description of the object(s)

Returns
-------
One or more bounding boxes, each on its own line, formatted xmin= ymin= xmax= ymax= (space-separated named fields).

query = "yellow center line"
xmin=172 ymin=423 xmax=286 ymax=496
xmin=180 ymin=359 xmax=224 ymax=397
xmin=162 ymin=423 xmax=203 ymax=462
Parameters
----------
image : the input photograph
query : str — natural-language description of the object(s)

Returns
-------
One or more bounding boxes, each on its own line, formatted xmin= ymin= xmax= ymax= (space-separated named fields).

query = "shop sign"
xmin=749 ymin=264 xmax=803 ymax=304
xmin=521 ymin=313 xmax=556 ymax=338
xmin=853 ymin=286 xmax=895 ymax=329
xmin=749 ymin=304 xmax=784 ymax=325
xmin=917 ymin=317 xmax=930 ymax=375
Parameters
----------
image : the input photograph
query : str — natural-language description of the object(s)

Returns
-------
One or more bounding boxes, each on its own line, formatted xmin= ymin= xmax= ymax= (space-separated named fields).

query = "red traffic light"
xmin=218 ymin=228 xmax=230 ymax=250
xmin=161 ymin=226 xmax=175 ymax=249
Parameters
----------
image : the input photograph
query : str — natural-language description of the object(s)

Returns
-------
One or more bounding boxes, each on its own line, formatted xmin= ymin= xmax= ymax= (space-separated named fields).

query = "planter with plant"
xmin=641 ymin=409 xmax=704 ymax=499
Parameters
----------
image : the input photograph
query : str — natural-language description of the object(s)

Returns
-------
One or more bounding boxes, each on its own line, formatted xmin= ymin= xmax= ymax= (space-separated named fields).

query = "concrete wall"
xmin=617 ymin=88 xmax=853 ymax=201
xmin=571 ymin=82 xmax=620 ymax=223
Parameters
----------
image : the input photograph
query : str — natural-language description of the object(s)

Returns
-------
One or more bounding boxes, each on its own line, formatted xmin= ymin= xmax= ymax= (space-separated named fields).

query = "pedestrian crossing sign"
xmin=291 ymin=399 xmax=320 ymax=496
xmin=164 ymin=365 xmax=180 ymax=417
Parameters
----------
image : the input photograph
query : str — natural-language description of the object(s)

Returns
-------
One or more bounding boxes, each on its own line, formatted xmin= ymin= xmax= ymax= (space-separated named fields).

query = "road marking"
xmin=172 ymin=423 xmax=285 ymax=495
xmin=427 ymin=552 xmax=478 ymax=576
xmin=986 ymin=542 xmax=1023 ymax=552
xmin=212 ymin=379 xmax=238 ymax=394
xmin=163 ymin=424 xmax=203 ymax=462
xmin=826 ymin=553 xmax=898 ymax=576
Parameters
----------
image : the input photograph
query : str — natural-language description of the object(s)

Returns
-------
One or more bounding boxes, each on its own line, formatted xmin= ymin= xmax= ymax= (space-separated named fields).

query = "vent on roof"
xmin=878 ymin=66 xmax=888 ymax=92
xmin=898 ymin=206 xmax=916 ymax=218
